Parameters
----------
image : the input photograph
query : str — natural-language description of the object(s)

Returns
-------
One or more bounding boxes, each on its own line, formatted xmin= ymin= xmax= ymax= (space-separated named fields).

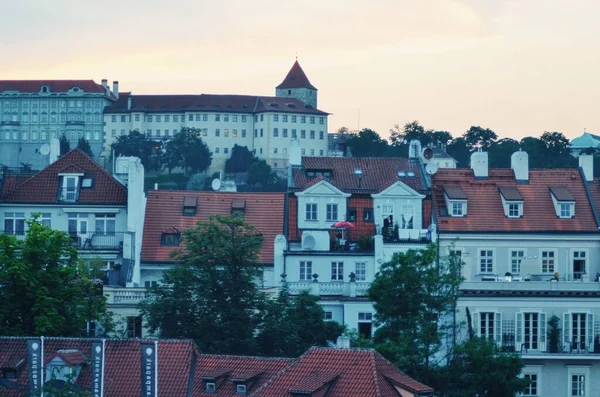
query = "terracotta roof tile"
xmin=251 ymin=347 xmax=433 ymax=397
xmin=433 ymin=168 xmax=598 ymax=232
xmin=0 ymin=80 xmax=108 ymax=94
xmin=142 ymin=191 xmax=285 ymax=264
xmin=0 ymin=149 xmax=128 ymax=205
xmin=276 ymin=60 xmax=317 ymax=90
xmin=292 ymin=157 xmax=427 ymax=194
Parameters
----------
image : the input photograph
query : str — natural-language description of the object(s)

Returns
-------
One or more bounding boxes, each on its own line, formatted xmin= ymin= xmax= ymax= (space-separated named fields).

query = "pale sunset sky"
xmin=2 ymin=0 xmax=599 ymax=142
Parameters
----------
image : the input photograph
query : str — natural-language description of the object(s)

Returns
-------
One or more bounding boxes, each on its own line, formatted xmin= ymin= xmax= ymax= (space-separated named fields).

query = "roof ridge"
xmin=369 ymin=349 xmax=382 ymax=396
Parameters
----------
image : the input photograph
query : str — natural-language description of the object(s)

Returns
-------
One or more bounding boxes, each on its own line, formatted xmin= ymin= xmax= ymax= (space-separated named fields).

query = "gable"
xmin=295 ymin=180 xmax=350 ymax=198
xmin=372 ymin=181 xmax=425 ymax=199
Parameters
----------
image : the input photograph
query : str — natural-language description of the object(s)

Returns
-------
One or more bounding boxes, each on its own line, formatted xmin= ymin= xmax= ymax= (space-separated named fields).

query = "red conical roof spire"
xmin=276 ymin=60 xmax=317 ymax=90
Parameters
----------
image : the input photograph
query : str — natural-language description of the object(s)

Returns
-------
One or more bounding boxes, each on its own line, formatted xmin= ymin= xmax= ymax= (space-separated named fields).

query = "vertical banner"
xmin=141 ymin=343 xmax=156 ymax=397
xmin=91 ymin=341 xmax=104 ymax=397
xmin=27 ymin=338 xmax=43 ymax=391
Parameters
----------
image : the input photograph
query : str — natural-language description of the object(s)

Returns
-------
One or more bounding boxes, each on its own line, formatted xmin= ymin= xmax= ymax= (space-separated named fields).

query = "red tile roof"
xmin=0 ymin=338 xmax=195 ymax=397
xmin=250 ymin=347 xmax=433 ymax=397
xmin=276 ymin=60 xmax=318 ymax=90
xmin=142 ymin=191 xmax=285 ymax=264
xmin=432 ymin=168 xmax=599 ymax=232
xmin=0 ymin=149 xmax=128 ymax=205
xmin=105 ymin=93 xmax=327 ymax=115
xmin=193 ymin=355 xmax=292 ymax=396
xmin=0 ymin=80 xmax=109 ymax=94
xmin=292 ymin=157 xmax=427 ymax=194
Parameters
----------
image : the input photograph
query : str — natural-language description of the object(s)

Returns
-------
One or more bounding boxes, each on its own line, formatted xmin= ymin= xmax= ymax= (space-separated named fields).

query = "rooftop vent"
xmin=268 ymin=102 xmax=279 ymax=108
xmin=286 ymin=103 xmax=296 ymax=108
xmin=304 ymin=104 xmax=313 ymax=109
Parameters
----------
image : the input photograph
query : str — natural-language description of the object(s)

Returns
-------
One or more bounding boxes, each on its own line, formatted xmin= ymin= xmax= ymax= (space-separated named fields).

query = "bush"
xmin=186 ymin=173 xmax=205 ymax=191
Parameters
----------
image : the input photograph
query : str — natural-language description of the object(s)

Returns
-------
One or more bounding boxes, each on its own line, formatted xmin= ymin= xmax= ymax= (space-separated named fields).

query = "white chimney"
xmin=289 ymin=138 xmax=302 ymax=166
xmin=127 ymin=95 xmax=132 ymax=110
xmin=112 ymin=81 xmax=119 ymax=99
xmin=511 ymin=150 xmax=529 ymax=183
xmin=409 ymin=139 xmax=421 ymax=159
xmin=579 ymin=154 xmax=594 ymax=182
xmin=470 ymin=150 xmax=488 ymax=179
xmin=101 ymin=79 xmax=108 ymax=88
xmin=336 ymin=335 xmax=350 ymax=349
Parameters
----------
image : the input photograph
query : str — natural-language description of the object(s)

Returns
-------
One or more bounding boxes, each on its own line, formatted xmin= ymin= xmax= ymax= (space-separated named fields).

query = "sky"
xmin=2 ymin=0 xmax=599 ymax=142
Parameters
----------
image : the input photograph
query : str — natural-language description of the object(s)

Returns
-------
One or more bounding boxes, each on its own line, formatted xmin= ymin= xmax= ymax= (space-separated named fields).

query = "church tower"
xmin=276 ymin=60 xmax=318 ymax=108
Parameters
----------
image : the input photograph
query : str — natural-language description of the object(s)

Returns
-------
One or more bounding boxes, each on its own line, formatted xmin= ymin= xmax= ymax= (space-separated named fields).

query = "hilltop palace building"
xmin=0 ymin=61 xmax=329 ymax=173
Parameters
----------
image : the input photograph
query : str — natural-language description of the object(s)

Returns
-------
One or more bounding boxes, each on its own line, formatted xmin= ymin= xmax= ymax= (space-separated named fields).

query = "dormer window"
xmin=231 ymin=198 xmax=246 ymax=216
xmin=201 ymin=369 xmax=231 ymax=394
xmin=161 ymin=228 xmax=180 ymax=246
xmin=205 ymin=382 xmax=216 ymax=393
xmin=443 ymin=186 xmax=468 ymax=217
xmin=183 ymin=197 xmax=197 ymax=216
xmin=499 ymin=186 xmax=523 ymax=218
xmin=58 ymin=172 xmax=84 ymax=202
xmin=236 ymin=384 xmax=247 ymax=395
xmin=549 ymin=186 xmax=575 ymax=219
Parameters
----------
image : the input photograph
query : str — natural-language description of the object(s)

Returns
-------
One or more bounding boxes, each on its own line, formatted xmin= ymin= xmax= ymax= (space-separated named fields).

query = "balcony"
xmin=499 ymin=333 xmax=600 ymax=357
xmin=288 ymin=280 xmax=371 ymax=297
xmin=66 ymin=120 xmax=85 ymax=126
xmin=104 ymin=287 xmax=147 ymax=306
xmin=381 ymin=227 xmax=431 ymax=244
xmin=58 ymin=187 xmax=79 ymax=202
xmin=0 ymin=120 xmax=20 ymax=127
xmin=67 ymin=232 xmax=125 ymax=251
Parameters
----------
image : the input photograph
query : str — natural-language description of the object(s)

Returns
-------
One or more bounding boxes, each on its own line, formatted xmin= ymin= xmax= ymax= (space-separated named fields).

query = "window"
xmin=564 ymin=312 xmax=593 ymax=352
xmin=347 ymin=208 xmax=357 ymax=222
xmin=215 ymin=148 xmax=220 ymax=153
xmin=203 ymin=114 xmax=208 ymax=121
xmin=300 ymin=261 xmax=312 ymax=280
xmin=477 ymin=312 xmax=501 ymax=343
xmin=301 ymin=130 xmax=306 ymax=139
xmin=127 ymin=316 xmax=142 ymax=338
xmin=355 ymin=262 xmax=366 ymax=281
xmin=282 ymin=128 xmax=288 ymax=138
xmin=319 ymin=131 xmax=324 ymax=139
xmin=331 ymin=262 xmax=344 ymax=281
xmin=571 ymin=375 xmax=585 ymax=396
xmin=291 ymin=115 xmax=297 ymax=123
xmin=516 ymin=312 xmax=546 ymax=352
xmin=283 ymin=115 xmax=288 ymax=122
xmin=4 ymin=212 xmax=25 ymax=235
xmin=147 ymin=115 xmax=153 ymax=122
xmin=164 ymin=115 xmax=170 ymax=122
xmin=511 ymin=250 xmax=524 ymax=274
xmin=567 ymin=366 xmax=589 ymax=396
xmin=451 ymin=201 xmax=466 ymax=216
xmin=320 ymin=117 xmax=325 ymax=124
xmin=358 ymin=312 xmax=373 ymax=338
xmin=320 ymin=150 xmax=324 ymax=156
xmin=324 ymin=311 xmax=333 ymax=320
xmin=363 ymin=208 xmax=374 ymax=222
xmin=523 ymin=374 xmax=538 ymax=396
xmin=144 ymin=281 xmax=159 ymax=288
xmin=479 ymin=249 xmax=494 ymax=273
xmin=233 ymin=115 xmax=238 ymax=122
xmin=241 ymin=115 xmax=247 ymax=122
xmin=224 ymin=114 xmax=229 ymax=122
xmin=215 ymin=114 xmax=221 ymax=122
xmin=224 ymin=147 xmax=229 ymax=154
xmin=560 ymin=203 xmax=574 ymax=218
xmin=260 ymin=128 xmax=263 ymax=137
xmin=310 ymin=130 xmax=315 ymax=139
xmin=111 ymin=115 xmax=116 ymax=122
xmin=241 ymin=129 xmax=246 ymax=138
xmin=310 ymin=116 xmax=315 ymax=124
xmin=508 ymin=203 xmax=521 ymax=217
xmin=301 ymin=149 xmax=305 ymax=155
xmin=161 ymin=232 xmax=180 ymax=246
xmin=254 ymin=129 xmax=258 ymax=137
xmin=155 ymin=115 xmax=161 ymax=122
xmin=236 ymin=384 xmax=246 ymax=394
xmin=95 ymin=214 xmax=116 ymax=234
xmin=273 ymin=114 xmax=279 ymax=122
xmin=306 ymin=203 xmax=317 ymax=221
xmin=224 ymin=129 xmax=229 ymax=137
xmin=215 ymin=129 xmax=220 ymax=137
xmin=310 ymin=149 xmax=314 ymax=156
xmin=326 ymin=203 xmax=338 ymax=221
xmin=541 ymin=250 xmax=556 ymax=273
xmin=111 ymin=129 xmax=117 ymax=137
xmin=135 ymin=114 xmax=140 ymax=121
xmin=273 ymin=128 xmax=278 ymax=137
xmin=232 ymin=129 xmax=237 ymax=137
xmin=260 ymin=114 xmax=264 ymax=122
xmin=61 ymin=176 xmax=79 ymax=202
xmin=573 ymin=250 xmax=587 ymax=280
xmin=173 ymin=115 xmax=178 ymax=122
xmin=273 ymin=148 xmax=278 ymax=154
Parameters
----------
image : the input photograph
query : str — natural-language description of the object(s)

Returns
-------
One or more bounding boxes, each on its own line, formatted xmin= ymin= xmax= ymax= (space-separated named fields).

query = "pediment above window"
xmin=295 ymin=180 xmax=350 ymax=198
xmin=372 ymin=181 xmax=425 ymax=199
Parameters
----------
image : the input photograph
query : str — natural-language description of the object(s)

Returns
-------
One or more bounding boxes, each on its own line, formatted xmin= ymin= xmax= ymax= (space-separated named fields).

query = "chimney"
xmin=579 ymin=154 xmax=594 ymax=182
xmin=112 ymin=81 xmax=119 ymax=99
xmin=511 ymin=150 xmax=529 ymax=183
xmin=127 ymin=95 xmax=132 ymax=110
xmin=470 ymin=150 xmax=488 ymax=179
xmin=101 ymin=79 xmax=108 ymax=88
xmin=409 ymin=139 xmax=421 ymax=159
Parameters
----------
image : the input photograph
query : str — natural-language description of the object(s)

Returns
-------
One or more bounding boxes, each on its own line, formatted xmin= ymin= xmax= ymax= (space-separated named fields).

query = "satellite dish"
xmin=426 ymin=162 xmax=439 ymax=175
xmin=422 ymin=148 xmax=434 ymax=160
xmin=302 ymin=234 xmax=316 ymax=250
xmin=211 ymin=178 xmax=221 ymax=191
xmin=40 ymin=144 xmax=50 ymax=155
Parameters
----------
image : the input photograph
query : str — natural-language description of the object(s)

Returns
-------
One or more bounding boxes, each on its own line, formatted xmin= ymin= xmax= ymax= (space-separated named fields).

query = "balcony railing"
xmin=0 ymin=120 xmax=20 ymax=126
xmin=104 ymin=287 xmax=147 ymax=305
xmin=58 ymin=187 xmax=79 ymax=202
xmin=499 ymin=333 xmax=600 ymax=355
xmin=288 ymin=280 xmax=371 ymax=297
xmin=65 ymin=120 xmax=85 ymax=126
xmin=67 ymin=232 xmax=125 ymax=250
xmin=381 ymin=227 xmax=431 ymax=243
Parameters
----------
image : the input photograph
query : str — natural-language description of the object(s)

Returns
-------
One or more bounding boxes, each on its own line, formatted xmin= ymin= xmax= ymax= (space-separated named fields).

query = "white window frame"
xmin=358 ymin=312 xmax=373 ymax=322
xmin=331 ymin=261 xmax=344 ymax=281
xmin=299 ymin=261 xmax=312 ymax=281
xmin=479 ymin=249 xmax=495 ymax=274
xmin=354 ymin=262 xmax=367 ymax=281
xmin=521 ymin=365 xmax=543 ymax=397
xmin=451 ymin=201 xmax=467 ymax=217
xmin=571 ymin=249 xmax=588 ymax=281
xmin=540 ymin=250 xmax=557 ymax=274
xmin=563 ymin=312 xmax=594 ymax=352
xmin=326 ymin=203 xmax=338 ymax=222
xmin=95 ymin=214 xmax=116 ymax=234
xmin=474 ymin=311 xmax=502 ymax=344
xmin=305 ymin=203 xmax=317 ymax=221
xmin=510 ymin=249 xmax=525 ymax=274
xmin=3 ymin=212 xmax=25 ymax=235
xmin=516 ymin=311 xmax=546 ymax=353
xmin=560 ymin=202 xmax=574 ymax=218
xmin=566 ymin=365 xmax=590 ymax=397
xmin=508 ymin=202 xmax=522 ymax=218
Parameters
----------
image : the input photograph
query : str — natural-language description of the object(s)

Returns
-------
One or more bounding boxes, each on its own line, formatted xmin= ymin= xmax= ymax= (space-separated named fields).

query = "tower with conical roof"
xmin=276 ymin=60 xmax=318 ymax=108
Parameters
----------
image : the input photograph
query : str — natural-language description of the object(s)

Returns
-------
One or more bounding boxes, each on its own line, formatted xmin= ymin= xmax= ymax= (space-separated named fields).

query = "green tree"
xmin=163 ymin=128 xmax=212 ymax=175
xmin=245 ymin=160 xmax=286 ymax=192
xmin=488 ymin=138 xmax=520 ymax=168
xmin=140 ymin=215 xmax=264 ymax=354
xmin=447 ymin=137 xmax=471 ymax=168
xmin=257 ymin=280 xmax=344 ymax=357
xmin=59 ymin=134 xmax=70 ymax=156
xmin=540 ymin=131 xmax=576 ymax=168
xmin=519 ymin=137 xmax=547 ymax=168
xmin=463 ymin=126 xmax=498 ymax=151
xmin=225 ymin=144 xmax=255 ymax=173
xmin=368 ymin=244 xmax=463 ymax=384
xmin=346 ymin=128 xmax=388 ymax=157
xmin=111 ymin=130 xmax=162 ymax=171
xmin=0 ymin=217 xmax=110 ymax=336
xmin=443 ymin=337 xmax=529 ymax=397
xmin=76 ymin=137 xmax=93 ymax=158
xmin=186 ymin=173 xmax=206 ymax=191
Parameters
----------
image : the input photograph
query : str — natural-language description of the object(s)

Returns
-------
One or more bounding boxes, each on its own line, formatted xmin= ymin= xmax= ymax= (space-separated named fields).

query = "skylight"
xmin=397 ymin=171 xmax=406 ymax=177
xmin=354 ymin=168 xmax=363 ymax=175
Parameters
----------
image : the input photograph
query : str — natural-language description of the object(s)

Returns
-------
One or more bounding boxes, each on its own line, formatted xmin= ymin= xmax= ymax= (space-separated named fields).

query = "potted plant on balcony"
xmin=547 ymin=315 xmax=561 ymax=353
